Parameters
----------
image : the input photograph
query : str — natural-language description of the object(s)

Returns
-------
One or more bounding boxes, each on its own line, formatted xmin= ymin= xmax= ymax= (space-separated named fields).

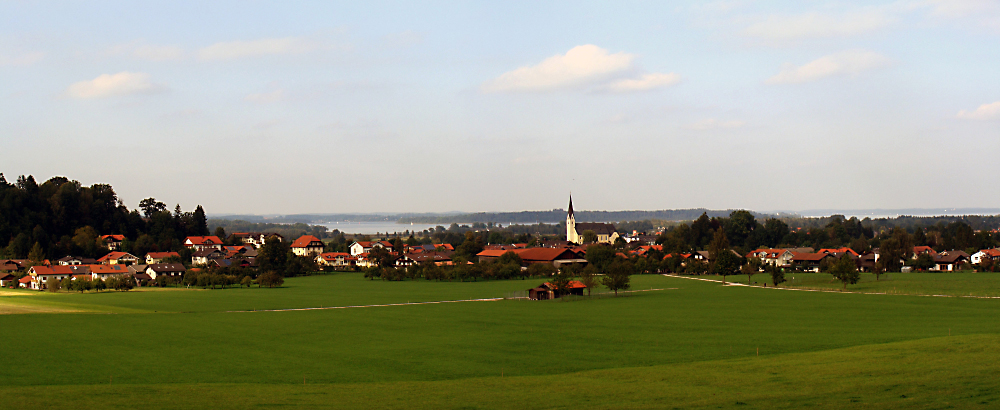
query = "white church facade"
xmin=566 ymin=196 xmax=620 ymax=245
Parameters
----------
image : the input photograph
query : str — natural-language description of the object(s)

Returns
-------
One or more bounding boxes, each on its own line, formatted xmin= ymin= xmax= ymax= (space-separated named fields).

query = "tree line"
xmin=0 ymin=174 xmax=209 ymax=261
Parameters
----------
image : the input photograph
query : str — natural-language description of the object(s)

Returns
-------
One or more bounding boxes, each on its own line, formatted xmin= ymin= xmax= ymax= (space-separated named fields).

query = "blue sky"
xmin=2 ymin=1 xmax=998 ymax=214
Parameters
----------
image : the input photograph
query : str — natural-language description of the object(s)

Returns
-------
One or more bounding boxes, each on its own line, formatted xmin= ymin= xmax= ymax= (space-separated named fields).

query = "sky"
xmin=2 ymin=0 xmax=999 ymax=215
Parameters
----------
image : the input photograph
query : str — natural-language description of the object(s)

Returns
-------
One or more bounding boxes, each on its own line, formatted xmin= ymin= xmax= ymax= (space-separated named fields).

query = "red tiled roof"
xmin=90 ymin=265 xmax=129 ymax=274
xmin=818 ymin=248 xmax=859 ymax=256
xmin=291 ymin=235 xmax=323 ymax=248
xmin=542 ymin=280 xmax=588 ymax=289
xmin=101 ymin=235 xmax=126 ymax=241
xmin=19 ymin=276 xmax=32 ymax=283
xmin=146 ymin=252 xmax=180 ymax=259
xmin=98 ymin=252 xmax=135 ymax=262
xmin=185 ymin=236 xmax=223 ymax=245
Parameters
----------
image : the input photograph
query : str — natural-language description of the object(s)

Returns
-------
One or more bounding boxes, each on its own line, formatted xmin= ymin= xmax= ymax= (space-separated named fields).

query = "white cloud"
xmin=0 ymin=51 xmax=44 ymax=66
xmin=65 ymin=72 xmax=166 ymax=99
xmin=743 ymin=10 xmax=895 ymax=40
xmin=481 ymin=45 xmax=635 ymax=92
xmin=601 ymin=73 xmax=681 ymax=92
xmin=685 ymin=118 xmax=745 ymax=131
xmin=956 ymin=101 xmax=1000 ymax=120
xmin=245 ymin=89 xmax=286 ymax=103
xmin=766 ymin=50 xmax=891 ymax=84
xmin=198 ymin=37 xmax=316 ymax=60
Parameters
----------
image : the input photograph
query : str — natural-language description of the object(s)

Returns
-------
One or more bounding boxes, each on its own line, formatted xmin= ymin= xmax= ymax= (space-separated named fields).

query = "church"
xmin=565 ymin=196 xmax=620 ymax=244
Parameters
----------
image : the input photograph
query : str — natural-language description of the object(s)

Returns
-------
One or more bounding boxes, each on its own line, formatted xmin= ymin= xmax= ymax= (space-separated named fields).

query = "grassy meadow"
xmin=2 ymin=272 xmax=1000 ymax=408
xmin=722 ymin=270 xmax=1000 ymax=297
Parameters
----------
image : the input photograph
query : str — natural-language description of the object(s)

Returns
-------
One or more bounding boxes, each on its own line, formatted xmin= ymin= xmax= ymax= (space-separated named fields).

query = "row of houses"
xmin=3 ymin=263 xmax=186 ymax=290
xmin=743 ymin=246 xmax=998 ymax=273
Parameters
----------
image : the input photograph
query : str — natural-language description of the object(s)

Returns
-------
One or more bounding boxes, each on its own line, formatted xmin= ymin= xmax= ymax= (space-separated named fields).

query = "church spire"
xmin=567 ymin=194 xmax=574 ymax=217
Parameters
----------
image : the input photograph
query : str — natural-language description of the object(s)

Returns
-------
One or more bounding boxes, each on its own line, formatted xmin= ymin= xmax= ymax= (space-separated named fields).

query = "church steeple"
xmin=566 ymin=194 xmax=578 ymax=244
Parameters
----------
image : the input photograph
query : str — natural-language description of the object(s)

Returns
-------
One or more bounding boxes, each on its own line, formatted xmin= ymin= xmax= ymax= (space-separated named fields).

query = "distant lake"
xmin=318 ymin=221 xmax=443 ymax=235
xmin=317 ymin=221 xmax=555 ymax=235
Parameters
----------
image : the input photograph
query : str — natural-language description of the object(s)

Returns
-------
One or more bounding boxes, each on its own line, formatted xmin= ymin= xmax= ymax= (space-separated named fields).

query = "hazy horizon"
xmin=3 ymin=1 xmax=998 ymax=214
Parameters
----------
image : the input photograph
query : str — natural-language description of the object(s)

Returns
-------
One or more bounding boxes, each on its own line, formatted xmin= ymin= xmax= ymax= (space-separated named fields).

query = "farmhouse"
xmin=291 ymin=235 xmax=325 ymax=257
xmin=476 ymin=248 xmax=585 ymax=268
xmin=146 ymin=263 xmax=187 ymax=279
xmin=146 ymin=252 xmax=180 ymax=264
xmin=350 ymin=240 xmax=392 ymax=256
xmin=0 ymin=273 xmax=15 ymax=287
xmin=746 ymin=248 xmax=795 ymax=267
xmin=972 ymin=249 xmax=1000 ymax=265
xmin=791 ymin=253 xmax=834 ymax=272
xmin=90 ymin=264 xmax=130 ymax=281
xmin=100 ymin=234 xmax=126 ymax=250
xmin=184 ymin=236 xmax=224 ymax=251
xmin=27 ymin=266 xmax=77 ymax=289
xmin=230 ymin=232 xmax=284 ymax=248
xmin=97 ymin=251 xmax=139 ymax=265
xmin=316 ymin=252 xmax=355 ymax=268
xmin=528 ymin=280 xmax=588 ymax=300
xmin=192 ymin=249 xmax=225 ymax=265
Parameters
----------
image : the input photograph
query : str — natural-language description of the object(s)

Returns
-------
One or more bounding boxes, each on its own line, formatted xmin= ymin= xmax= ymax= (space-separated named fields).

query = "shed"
xmin=528 ymin=280 xmax=588 ymax=300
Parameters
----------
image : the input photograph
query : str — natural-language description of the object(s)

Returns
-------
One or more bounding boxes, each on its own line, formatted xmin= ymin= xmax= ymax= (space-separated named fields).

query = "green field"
xmin=721 ymin=270 xmax=1000 ymax=297
xmin=2 ymin=273 xmax=999 ymax=409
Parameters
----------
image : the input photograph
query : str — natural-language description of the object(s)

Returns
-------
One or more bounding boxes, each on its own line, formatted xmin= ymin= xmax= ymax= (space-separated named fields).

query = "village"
xmin=3 ymin=198 xmax=999 ymax=297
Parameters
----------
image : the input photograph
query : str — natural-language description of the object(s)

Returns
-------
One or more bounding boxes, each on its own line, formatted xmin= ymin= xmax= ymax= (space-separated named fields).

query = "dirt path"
xmin=229 ymin=288 xmax=673 ymax=313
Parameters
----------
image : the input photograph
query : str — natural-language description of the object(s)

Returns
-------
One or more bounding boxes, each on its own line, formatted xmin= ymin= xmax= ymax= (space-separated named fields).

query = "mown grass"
xmin=722 ymin=270 xmax=1000 ymax=297
xmin=2 ymin=334 xmax=997 ymax=409
xmin=0 ymin=272 xmax=553 ymax=314
xmin=2 ymin=273 xmax=999 ymax=408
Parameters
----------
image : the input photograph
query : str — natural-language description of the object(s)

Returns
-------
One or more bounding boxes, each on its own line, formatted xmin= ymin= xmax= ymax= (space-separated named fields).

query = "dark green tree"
xmin=829 ymin=254 xmax=860 ymax=290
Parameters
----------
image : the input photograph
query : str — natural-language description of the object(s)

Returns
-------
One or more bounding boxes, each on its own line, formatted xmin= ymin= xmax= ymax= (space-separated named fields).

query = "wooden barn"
xmin=528 ymin=280 xmax=587 ymax=300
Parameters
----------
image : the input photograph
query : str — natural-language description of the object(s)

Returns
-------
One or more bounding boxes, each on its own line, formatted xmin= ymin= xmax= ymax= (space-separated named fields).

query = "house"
xmin=818 ymin=248 xmax=860 ymax=257
xmin=183 ymin=236 xmax=224 ymax=251
xmin=912 ymin=246 xmax=938 ymax=258
xmin=97 ymin=251 xmax=139 ymax=265
xmin=858 ymin=252 xmax=878 ymax=272
xmin=0 ymin=259 xmax=25 ymax=272
xmin=100 ymin=235 xmax=126 ymax=250
xmin=291 ymin=235 xmax=325 ymax=257
xmin=56 ymin=256 xmax=96 ymax=266
xmin=746 ymin=249 xmax=795 ymax=267
xmin=316 ymin=252 xmax=354 ymax=268
xmin=191 ymin=249 xmax=225 ymax=265
xmin=476 ymin=248 xmax=585 ymax=268
xmin=146 ymin=252 xmax=180 ymax=264
xmin=528 ymin=280 xmax=588 ymax=300
xmin=230 ymin=232 xmax=283 ymax=248
xmin=18 ymin=275 xmax=33 ymax=288
xmin=791 ymin=253 xmax=834 ymax=272
xmin=90 ymin=264 xmax=130 ymax=281
xmin=0 ymin=273 xmax=15 ymax=287
xmin=971 ymin=249 xmax=1000 ymax=265
xmin=349 ymin=240 xmax=392 ymax=256
xmin=408 ymin=252 xmax=454 ymax=266
xmin=931 ymin=253 xmax=968 ymax=271
xmin=565 ymin=196 xmax=619 ymax=244
xmin=27 ymin=265 xmax=76 ymax=289
xmin=146 ymin=263 xmax=187 ymax=279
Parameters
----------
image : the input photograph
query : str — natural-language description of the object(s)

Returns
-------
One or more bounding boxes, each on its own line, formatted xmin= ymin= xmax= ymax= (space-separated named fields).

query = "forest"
xmin=0 ymin=174 xmax=209 ymax=261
